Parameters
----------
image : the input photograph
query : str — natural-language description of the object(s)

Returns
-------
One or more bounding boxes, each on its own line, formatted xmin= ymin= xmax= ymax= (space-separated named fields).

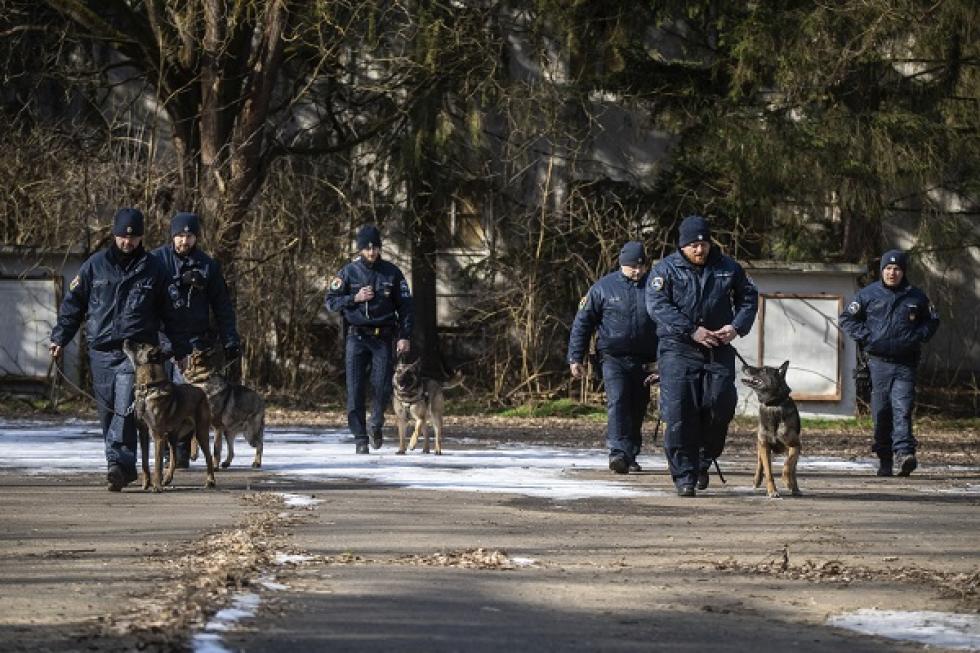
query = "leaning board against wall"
xmin=736 ymin=263 xmax=862 ymax=419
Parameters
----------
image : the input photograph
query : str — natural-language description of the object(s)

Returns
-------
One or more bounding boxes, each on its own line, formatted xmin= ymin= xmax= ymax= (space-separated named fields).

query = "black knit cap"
xmin=170 ymin=212 xmax=201 ymax=237
xmin=356 ymin=224 xmax=382 ymax=250
xmin=618 ymin=241 xmax=646 ymax=267
xmin=880 ymin=249 xmax=908 ymax=273
xmin=677 ymin=214 xmax=711 ymax=248
xmin=112 ymin=208 xmax=145 ymax=237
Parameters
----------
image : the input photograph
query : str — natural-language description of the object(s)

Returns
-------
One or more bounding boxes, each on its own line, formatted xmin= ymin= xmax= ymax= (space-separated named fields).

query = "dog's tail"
xmin=443 ymin=369 xmax=464 ymax=390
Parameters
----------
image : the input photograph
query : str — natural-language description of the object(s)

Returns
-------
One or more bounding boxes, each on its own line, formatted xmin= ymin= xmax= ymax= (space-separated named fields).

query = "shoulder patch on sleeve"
xmin=929 ymin=303 xmax=938 ymax=319
xmin=69 ymin=275 xmax=81 ymax=292
xmin=329 ymin=276 xmax=343 ymax=291
xmin=399 ymin=279 xmax=411 ymax=298
xmin=847 ymin=301 xmax=861 ymax=315
xmin=578 ymin=296 xmax=588 ymax=311
xmin=651 ymin=276 xmax=665 ymax=292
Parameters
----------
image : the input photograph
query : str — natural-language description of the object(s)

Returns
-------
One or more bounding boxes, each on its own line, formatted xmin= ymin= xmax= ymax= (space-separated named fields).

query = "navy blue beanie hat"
xmin=618 ymin=241 xmax=646 ymax=267
xmin=112 ymin=208 xmax=145 ymax=237
xmin=880 ymin=249 xmax=908 ymax=273
xmin=356 ymin=224 xmax=382 ymax=250
xmin=677 ymin=215 xmax=711 ymax=248
xmin=170 ymin=212 xmax=201 ymax=237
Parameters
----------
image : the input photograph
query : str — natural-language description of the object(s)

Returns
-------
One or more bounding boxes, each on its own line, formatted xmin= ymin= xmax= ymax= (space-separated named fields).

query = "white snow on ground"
xmin=2 ymin=423 xmax=979 ymax=500
xmin=273 ymin=553 xmax=317 ymax=565
xmin=0 ymin=423 xmax=663 ymax=499
xmin=278 ymin=492 xmax=323 ymax=508
xmin=828 ymin=609 xmax=980 ymax=650
xmin=191 ymin=592 xmax=261 ymax=653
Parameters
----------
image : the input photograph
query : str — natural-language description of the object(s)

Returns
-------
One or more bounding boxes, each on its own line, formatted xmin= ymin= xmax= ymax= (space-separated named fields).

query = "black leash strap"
xmin=730 ymin=345 xmax=750 ymax=368
xmin=53 ymin=364 xmax=135 ymax=418
xmin=713 ymin=458 xmax=727 ymax=484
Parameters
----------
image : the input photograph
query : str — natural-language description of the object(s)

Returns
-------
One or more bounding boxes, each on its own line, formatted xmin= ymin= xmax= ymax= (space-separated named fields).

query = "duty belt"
xmin=350 ymin=325 xmax=395 ymax=338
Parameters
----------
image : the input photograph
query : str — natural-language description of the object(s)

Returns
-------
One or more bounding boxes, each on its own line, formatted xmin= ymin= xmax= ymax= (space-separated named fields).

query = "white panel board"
xmin=759 ymin=294 xmax=842 ymax=400
xmin=0 ymin=278 xmax=58 ymax=380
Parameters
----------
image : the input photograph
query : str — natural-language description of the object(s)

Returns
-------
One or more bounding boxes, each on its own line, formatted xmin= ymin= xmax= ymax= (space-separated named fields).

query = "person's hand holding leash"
xmin=49 ymin=343 xmax=63 ymax=359
xmin=712 ymin=324 xmax=738 ymax=345
xmin=396 ymin=339 xmax=410 ymax=355
xmin=569 ymin=362 xmax=585 ymax=379
xmin=692 ymin=326 xmax=720 ymax=347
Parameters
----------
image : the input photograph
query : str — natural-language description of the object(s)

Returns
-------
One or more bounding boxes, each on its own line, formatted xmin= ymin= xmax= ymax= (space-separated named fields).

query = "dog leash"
xmin=729 ymin=345 xmax=750 ymax=368
xmin=52 ymin=363 xmax=135 ymax=418
xmin=712 ymin=458 xmax=727 ymax=484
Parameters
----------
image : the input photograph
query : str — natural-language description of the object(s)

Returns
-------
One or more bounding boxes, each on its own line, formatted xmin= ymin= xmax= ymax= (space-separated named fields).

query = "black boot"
xmin=696 ymin=468 xmax=710 ymax=490
xmin=608 ymin=456 xmax=629 ymax=474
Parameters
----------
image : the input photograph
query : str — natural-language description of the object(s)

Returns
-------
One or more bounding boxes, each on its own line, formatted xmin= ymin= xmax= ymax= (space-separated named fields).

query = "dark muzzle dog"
xmin=740 ymin=360 xmax=802 ymax=498
xmin=391 ymin=354 xmax=462 ymax=455
xmin=184 ymin=347 xmax=265 ymax=469
xmin=123 ymin=340 xmax=216 ymax=492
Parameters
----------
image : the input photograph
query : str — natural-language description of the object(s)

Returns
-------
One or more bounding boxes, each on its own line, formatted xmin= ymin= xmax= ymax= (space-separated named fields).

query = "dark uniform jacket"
xmin=839 ymin=279 xmax=939 ymax=365
xmin=645 ymin=248 xmax=758 ymax=350
xmin=151 ymin=244 xmax=239 ymax=357
xmin=324 ymin=257 xmax=414 ymax=339
xmin=51 ymin=245 xmax=168 ymax=351
xmin=568 ymin=270 xmax=659 ymax=363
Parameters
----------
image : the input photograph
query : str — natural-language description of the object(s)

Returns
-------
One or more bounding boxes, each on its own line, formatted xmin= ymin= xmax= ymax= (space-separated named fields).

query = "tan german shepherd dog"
xmin=122 ymin=340 xmax=216 ymax=492
xmin=740 ymin=360 xmax=802 ymax=498
xmin=184 ymin=347 xmax=265 ymax=469
xmin=391 ymin=354 xmax=463 ymax=455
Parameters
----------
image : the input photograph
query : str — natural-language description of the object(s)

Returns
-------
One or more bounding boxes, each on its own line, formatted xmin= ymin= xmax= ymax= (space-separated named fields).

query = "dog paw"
xmin=396 ymin=449 xmax=406 ymax=455
xmin=252 ymin=462 xmax=261 ymax=469
xmin=152 ymin=486 xmax=163 ymax=493
xmin=220 ymin=461 xmax=231 ymax=469
xmin=435 ymin=450 xmax=442 ymax=455
xmin=767 ymin=491 xmax=781 ymax=499
xmin=205 ymin=479 xmax=216 ymax=489
xmin=791 ymin=489 xmax=803 ymax=497
xmin=422 ymin=448 xmax=430 ymax=454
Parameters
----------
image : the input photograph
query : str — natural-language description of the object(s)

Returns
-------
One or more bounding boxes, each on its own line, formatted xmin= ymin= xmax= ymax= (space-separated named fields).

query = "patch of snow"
xmin=828 ymin=609 xmax=980 ymax=650
xmin=274 ymin=553 xmax=316 ymax=565
xmin=279 ymin=492 xmax=322 ymax=508
xmin=192 ymin=592 xmax=261 ymax=653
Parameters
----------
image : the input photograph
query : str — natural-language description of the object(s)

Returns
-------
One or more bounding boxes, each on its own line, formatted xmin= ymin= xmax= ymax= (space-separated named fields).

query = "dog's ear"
xmin=779 ymin=360 xmax=790 ymax=378
xmin=122 ymin=339 xmax=137 ymax=367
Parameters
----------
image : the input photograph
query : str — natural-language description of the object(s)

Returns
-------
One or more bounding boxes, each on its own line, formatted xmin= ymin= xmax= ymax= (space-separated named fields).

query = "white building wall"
xmin=736 ymin=262 xmax=863 ymax=419
xmin=0 ymin=249 xmax=85 ymax=388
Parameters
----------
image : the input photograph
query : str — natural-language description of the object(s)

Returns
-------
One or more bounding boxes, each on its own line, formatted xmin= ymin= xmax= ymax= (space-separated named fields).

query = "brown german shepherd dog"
xmin=391 ymin=355 xmax=463 ymax=455
xmin=123 ymin=340 xmax=216 ymax=492
xmin=740 ymin=360 xmax=802 ymax=498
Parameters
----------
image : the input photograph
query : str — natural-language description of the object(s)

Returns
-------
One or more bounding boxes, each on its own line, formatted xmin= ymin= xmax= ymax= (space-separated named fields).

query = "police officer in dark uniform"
xmin=325 ymin=225 xmax=413 ymax=454
xmin=49 ymin=208 xmax=169 ymax=491
xmin=568 ymin=241 xmax=659 ymax=474
xmin=153 ymin=212 xmax=240 ymax=361
xmin=152 ymin=211 xmax=241 ymax=467
xmin=839 ymin=249 xmax=939 ymax=477
xmin=646 ymin=215 xmax=758 ymax=496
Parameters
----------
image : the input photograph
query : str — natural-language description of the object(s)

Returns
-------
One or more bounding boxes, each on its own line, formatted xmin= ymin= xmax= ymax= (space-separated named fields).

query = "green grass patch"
xmin=497 ymin=398 xmax=607 ymax=420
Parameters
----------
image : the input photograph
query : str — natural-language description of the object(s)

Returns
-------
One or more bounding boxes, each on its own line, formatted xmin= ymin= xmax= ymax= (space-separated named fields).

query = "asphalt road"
xmin=1 ymin=443 xmax=978 ymax=652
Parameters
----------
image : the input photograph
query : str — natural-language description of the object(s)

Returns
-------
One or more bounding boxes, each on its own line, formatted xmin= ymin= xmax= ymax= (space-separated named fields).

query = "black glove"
xmin=224 ymin=344 xmax=241 ymax=360
xmin=181 ymin=269 xmax=206 ymax=289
